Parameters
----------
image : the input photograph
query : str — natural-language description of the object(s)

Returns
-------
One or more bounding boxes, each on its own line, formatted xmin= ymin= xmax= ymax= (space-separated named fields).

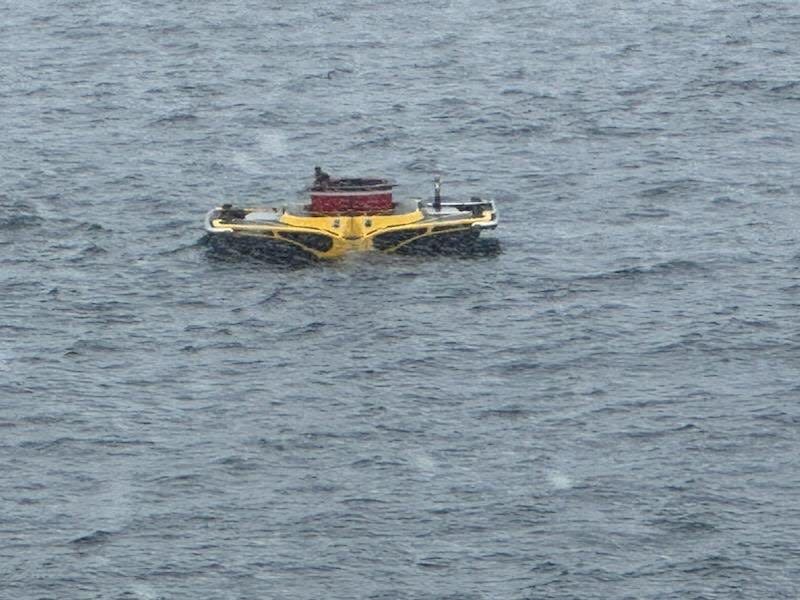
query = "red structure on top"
xmin=310 ymin=168 xmax=394 ymax=214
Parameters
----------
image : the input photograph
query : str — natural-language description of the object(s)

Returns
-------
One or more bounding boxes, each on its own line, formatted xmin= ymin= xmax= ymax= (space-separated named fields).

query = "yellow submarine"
xmin=203 ymin=168 xmax=498 ymax=260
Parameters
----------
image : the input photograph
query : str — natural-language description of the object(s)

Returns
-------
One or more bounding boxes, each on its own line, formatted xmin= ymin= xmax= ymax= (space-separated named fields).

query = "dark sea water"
xmin=2 ymin=1 xmax=800 ymax=598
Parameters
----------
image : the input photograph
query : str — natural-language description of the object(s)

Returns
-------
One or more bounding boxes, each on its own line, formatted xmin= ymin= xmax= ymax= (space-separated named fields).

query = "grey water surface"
xmin=2 ymin=1 xmax=799 ymax=598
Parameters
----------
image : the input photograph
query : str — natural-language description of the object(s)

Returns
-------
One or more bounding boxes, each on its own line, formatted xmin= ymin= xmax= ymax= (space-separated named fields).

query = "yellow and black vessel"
xmin=203 ymin=169 xmax=498 ymax=260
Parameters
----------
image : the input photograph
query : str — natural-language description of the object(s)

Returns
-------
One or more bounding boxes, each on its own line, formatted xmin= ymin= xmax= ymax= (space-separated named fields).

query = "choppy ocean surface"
xmin=2 ymin=1 xmax=800 ymax=598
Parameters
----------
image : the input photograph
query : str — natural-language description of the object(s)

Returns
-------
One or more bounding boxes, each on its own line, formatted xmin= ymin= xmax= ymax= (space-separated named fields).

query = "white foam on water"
xmin=231 ymin=130 xmax=289 ymax=175
xmin=0 ymin=348 xmax=12 ymax=371
xmin=256 ymin=130 xmax=288 ymax=157
xmin=411 ymin=452 xmax=437 ymax=475
xmin=547 ymin=471 xmax=573 ymax=490
xmin=129 ymin=584 xmax=158 ymax=600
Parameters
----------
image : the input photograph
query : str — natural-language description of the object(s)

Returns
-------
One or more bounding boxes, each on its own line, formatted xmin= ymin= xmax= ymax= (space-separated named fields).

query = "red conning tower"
xmin=309 ymin=170 xmax=395 ymax=214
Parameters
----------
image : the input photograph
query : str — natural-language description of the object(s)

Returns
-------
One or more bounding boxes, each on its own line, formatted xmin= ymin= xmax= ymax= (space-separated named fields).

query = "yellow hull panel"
xmin=205 ymin=202 xmax=497 ymax=260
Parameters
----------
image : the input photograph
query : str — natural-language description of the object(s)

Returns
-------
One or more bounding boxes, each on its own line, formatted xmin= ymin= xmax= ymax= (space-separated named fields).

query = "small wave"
xmin=68 ymin=244 xmax=108 ymax=261
xmin=82 ymin=222 xmax=110 ymax=232
xmin=648 ymin=516 xmax=717 ymax=534
xmin=255 ymin=109 xmax=291 ymax=125
xmin=341 ymin=497 xmax=389 ymax=505
xmin=257 ymin=438 xmax=288 ymax=452
xmin=490 ymin=123 xmax=548 ymax=138
xmin=499 ymin=360 xmax=541 ymax=375
xmin=586 ymin=125 xmax=656 ymax=138
xmin=711 ymin=195 xmax=740 ymax=206
xmin=152 ymin=112 xmax=198 ymax=126
xmin=417 ymin=557 xmax=450 ymax=570
xmin=65 ymin=339 xmax=122 ymax=355
xmin=90 ymin=437 xmax=156 ymax=448
xmin=256 ymin=289 xmax=285 ymax=305
xmin=640 ymin=180 xmax=704 ymax=198
xmin=618 ymin=83 xmax=655 ymax=96
xmin=286 ymin=321 xmax=326 ymax=335
xmin=71 ymin=530 xmax=115 ymax=546
xmin=348 ymin=136 xmax=393 ymax=150
xmin=153 ymin=241 xmax=205 ymax=257
xmin=770 ymin=81 xmax=800 ymax=96
xmin=576 ymin=259 xmax=705 ymax=284
xmin=148 ymin=473 xmax=204 ymax=487
xmin=623 ymin=208 xmax=673 ymax=220
xmin=0 ymin=213 xmax=43 ymax=230
xmin=702 ymin=78 xmax=781 ymax=97
xmin=19 ymin=437 xmax=80 ymax=450
xmin=622 ymin=423 xmax=702 ymax=439
xmin=324 ymin=67 xmax=353 ymax=79
xmin=722 ymin=316 xmax=781 ymax=332
xmin=753 ymin=411 xmax=800 ymax=426
xmin=623 ymin=259 xmax=703 ymax=275
xmin=403 ymin=157 xmax=441 ymax=172
xmin=724 ymin=34 xmax=751 ymax=47
xmin=215 ymin=455 xmax=260 ymax=471
xmin=480 ymin=407 xmax=532 ymax=420
xmin=0 ymin=194 xmax=44 ymax=230
xmin=679 ymin=555 xmax=757 ymax=576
